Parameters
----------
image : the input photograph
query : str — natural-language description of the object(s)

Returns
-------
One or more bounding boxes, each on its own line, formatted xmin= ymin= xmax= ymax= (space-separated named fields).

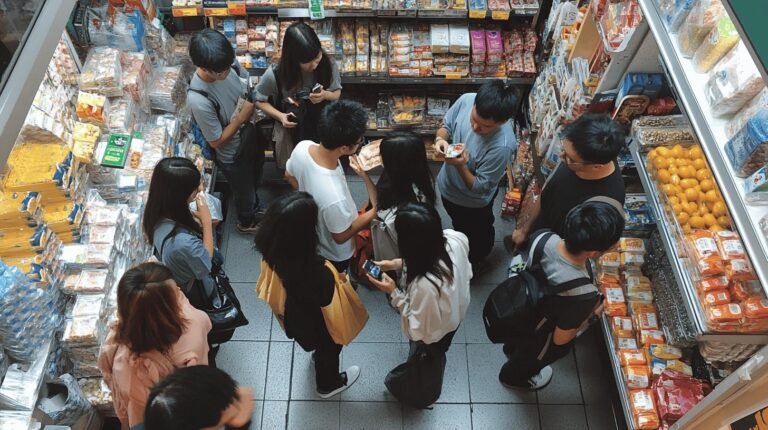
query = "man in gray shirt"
xmin=433 ymin=80 xmax=517 ymax=269
xmin=188 ymin=29 xmax=263 ymax=234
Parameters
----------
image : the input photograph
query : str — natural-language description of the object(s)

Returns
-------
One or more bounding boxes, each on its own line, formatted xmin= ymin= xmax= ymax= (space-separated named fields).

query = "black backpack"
xmin=482 ymin=231 xmax=594 ymax=344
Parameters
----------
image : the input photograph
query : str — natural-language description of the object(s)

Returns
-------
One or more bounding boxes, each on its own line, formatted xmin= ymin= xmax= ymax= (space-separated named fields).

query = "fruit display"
xmin=646 ymin=144 xmax=731 ymax=234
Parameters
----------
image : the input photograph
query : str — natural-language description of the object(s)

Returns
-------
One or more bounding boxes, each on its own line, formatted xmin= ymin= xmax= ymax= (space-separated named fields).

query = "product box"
xmin=744 ymin=164 xmax=768 ymax=203
xmin=449 ymin=24 xmax=471 ymax=55
xmin=101 ymin=133 xmax=131 ymax=169
xmin=431 ymin=24 xmax=450 ymax=54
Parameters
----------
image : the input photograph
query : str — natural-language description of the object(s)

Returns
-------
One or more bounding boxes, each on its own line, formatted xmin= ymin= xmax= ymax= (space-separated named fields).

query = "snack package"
xmin=650 ymin=344 xmax=683 ymax=360
xmin=662 ymin=0 xmax=695 ymax=32
xmin=725 ymin=108 xmax=768 ymax=178
xmin=604 ymin=286 xmax=628 ymax=317
xmin=706 ymin=42 xmax=766 ymax=117
xmin=621 ymin=252 xmax=645 ymax=268
xmin=599 ymin=252 xmax=621 ymax=269
xmin=692 ymin=16 xmax=740 ymax=73
xmin=744 ymin=165 xmax=768 ymax=204
xmin=713 ymin=230 xmax=746 ymax=260
xmin=625 ymin=365 xmax=651 ymax=389
xmin=618 ymin=337 xmax=639 ymax=351
xmin=357 ymin=139 xmax=382 ymax=171
xmin=80 ymin=47 xmax=123 ymax=97
xmin=677 ymin=0 xmax=724 ymax=58
xmin=702 ymin=289 xmax=731 ymax=306
xmin=653 ymin=370 xmax=710 ymax=423
xmin=612 ymin=316 xmax=635 ymax=338
xmin=76 ymin=92 xmax=110 ymax=127
xmin=687 ymin=230 xmax=725 ymax=276
xmin=726 ymin=258 xmax=757 ymax=281
xmin=629 ymin=389 xmax=661 ymax=430
xmin=619 ymin=237 xmax=646 ymax=253
xmin=635 ymin=312 xmax=660 ymax=331
xmin=697 ymin=275 xmax=729 ymax=292
xmin=619 ymin=349 xmax=647 ymax=366
xmin=730 ymin=281 xmax=763 ymax=302
xmin=706 ymin=303 xmax=743 ymax=323
xmin=727 ymin=88 xmax=768 ymax=139
xmin=742 ymin=297 xmax=768 ymax=319
xmin=640 ymin=329 xmax=666 ymax=346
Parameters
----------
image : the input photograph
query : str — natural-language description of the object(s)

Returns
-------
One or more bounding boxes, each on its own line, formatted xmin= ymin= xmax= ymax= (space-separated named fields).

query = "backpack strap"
xmin=188 ymin=87 xmax=226 ymax=128
xmin=155 ymin=225 xmax=181 ymax=260
xmin=526 ymin=229 xmax=597 ymax=297
xmin=584 ymin=195 xmax=624 ymax=214
xmin=526 ymin=230 xmax=554 ymax=270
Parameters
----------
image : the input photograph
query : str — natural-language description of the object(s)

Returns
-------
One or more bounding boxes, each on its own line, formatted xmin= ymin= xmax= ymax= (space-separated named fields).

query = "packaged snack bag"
xmin=702 ymin=289 xmax=731 ymax=306
xmin=612 ymin=316 xmax=635 ymax=338
xmin=726 ymin=259 xmax=757 ymax=282
xmin=619 ymin=237 xmax=646 ymax=253
xmin=639 ymin=329 xmax=666 ymax=346
xmin=706 ymin=303 xmax=743 ymax=323
xmin=687 ymin=230 xmax=725 ymax=276
xmin=625 ymin=365 xmax=651 ymax=389
xmin=697 ymin=275 xmax=729 ymax=292
xmin=635 ymin=312 xmax=660 ymax=331
xmin=619 ymin=349 xmax=648 ymax=366
xmin=629 ymin=389 xmax=661 ymax=430
xmin=605 ymin=286 xmax=628 ymax=317
xmin=742 ymin=297 xmax=768 ymax=319
xmin=650 ymin=344 xmax=683 ymax=360
xmin=714 ymin=230 xmax=746 ymax=260
xmin=730 ymin=281 xmax=763 ymax=302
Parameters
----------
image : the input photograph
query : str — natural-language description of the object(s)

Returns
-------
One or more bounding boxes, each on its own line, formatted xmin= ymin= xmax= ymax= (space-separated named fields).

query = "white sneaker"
xmin=317 ymin=365 xmax=361 ymax=399
xmin=528 ymin=366 xmax=553 ymax=390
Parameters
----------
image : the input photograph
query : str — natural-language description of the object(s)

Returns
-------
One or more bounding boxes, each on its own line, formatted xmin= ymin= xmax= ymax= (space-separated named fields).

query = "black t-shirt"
xmin=534 ymin=161 xmax=626 ymax=236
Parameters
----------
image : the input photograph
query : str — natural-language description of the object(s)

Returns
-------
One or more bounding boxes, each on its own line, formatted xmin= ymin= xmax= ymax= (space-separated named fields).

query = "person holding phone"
xmin=432 ymin=80 xmax=517 ymax=273
xmin=255 ymin=192 xmax=361 ymax=398
xmin=366 ymin=202 xmax=472 ymax=358
xmin=254 ymin=22 xmax=342 ymax=168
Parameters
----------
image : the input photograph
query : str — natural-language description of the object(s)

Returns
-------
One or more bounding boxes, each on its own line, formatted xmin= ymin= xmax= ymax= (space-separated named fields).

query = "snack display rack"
xmin=600 ymin=314 xmax=639 ymax=430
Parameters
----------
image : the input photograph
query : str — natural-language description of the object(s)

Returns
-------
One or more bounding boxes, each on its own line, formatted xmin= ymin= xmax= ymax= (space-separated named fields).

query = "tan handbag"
xmin=255 ymin=260 xmax=286 ymax=329
xmin=321 ymin=261 xmax=369 ymax=345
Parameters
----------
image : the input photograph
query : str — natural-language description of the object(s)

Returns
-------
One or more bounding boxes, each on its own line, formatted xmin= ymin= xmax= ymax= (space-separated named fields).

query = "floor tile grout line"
xmin=571 ymin=344 xmax=592 ymax=430
xmin=283 ymin=342 xmax=295 ymax=430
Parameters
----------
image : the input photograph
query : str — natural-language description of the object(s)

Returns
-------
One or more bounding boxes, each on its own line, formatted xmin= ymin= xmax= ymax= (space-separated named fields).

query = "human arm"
xmin=191 ymin=192 xmax=215 ymax=258
xmin=329 ymin=208 xmax=376 ymax=244
xmin=349 ymin=155 xmax=377 ymax=208
xmin=511 ymin=193 xmax=541 ymax=249
xmin=310 ymin=62 xmax=343 ymax=104
xmin=253 ymin=67 xmax=298 ymax=128
xmin=434 ymin=127 xmax=451 ymax=159
xmin=285 ymin=156 xmax=299 ymax=190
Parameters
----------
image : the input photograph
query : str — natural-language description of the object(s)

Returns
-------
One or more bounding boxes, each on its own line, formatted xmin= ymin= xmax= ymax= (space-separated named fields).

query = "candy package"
xmin=639 ymin=329 xmax=665 ymax=346
xmin=706 ymin=42 xmax=766 ymax=118
xmin=76 ymin=92 xmax=110 ymax=127
xmin=619 ymin=237 xmax=645 ymax=253
xmin=702 ymin=289 xmax=731 ymax=306
xmin=650 ymin=344 xmax=683 ymax=361
xmin=742 ymin=297 xmax=768 ymax=319
xmin=730 ymin=280 xmax=762 ymax=302
xmin=706 ymin=303 xmax=743 ymax=323
xmin=697 ymin=275 xmax=729 ymax=292
xmin=692 ymin=16 xmax=740 ymax=73
xmin=726 ymin=258 xmax=757 ymax=282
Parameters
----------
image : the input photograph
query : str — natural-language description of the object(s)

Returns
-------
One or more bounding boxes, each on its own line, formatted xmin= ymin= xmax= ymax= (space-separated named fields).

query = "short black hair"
xmin=561 ymin=113 xmax=626 ymax=164
xmin=562 ymin=201 xmax=624 ymax=254
xmin=189 ymin=29 xmax=235 ymax=72
xmin=145 ymin=366 xmax=239 ymax=430
xmin=317 ymin=99 xmax=367 ymax=149
xmin=474 ymin=80 xmax=518 ymax=123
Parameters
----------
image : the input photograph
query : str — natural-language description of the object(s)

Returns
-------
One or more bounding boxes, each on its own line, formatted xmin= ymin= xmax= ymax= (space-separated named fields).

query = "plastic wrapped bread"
xmin=725 ymin=108 xmax=768 ymax=177
xmin=80 ymin=47 xmax=123 ymax=97
xmin=692 ymin=15 xmax=740 ymax=73
xmin=726 ymin=88 xmax=768 ymax=139
xmin=706 ymin=42 xmax=765 ymax=117
xmin=677 ymin=0 xmax=724 ymax=58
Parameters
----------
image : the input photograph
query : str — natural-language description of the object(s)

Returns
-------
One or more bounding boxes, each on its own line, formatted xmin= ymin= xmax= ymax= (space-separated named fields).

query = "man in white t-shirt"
xmin=285 ymin=99 xmax=377 ymax=271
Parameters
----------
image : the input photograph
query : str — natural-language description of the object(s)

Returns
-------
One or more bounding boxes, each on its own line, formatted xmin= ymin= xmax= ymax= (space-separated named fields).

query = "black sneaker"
xmin=316 ymin=366 xmax=360 ymax=399
xmin=236 ymin=222 xmax=260 ymax=235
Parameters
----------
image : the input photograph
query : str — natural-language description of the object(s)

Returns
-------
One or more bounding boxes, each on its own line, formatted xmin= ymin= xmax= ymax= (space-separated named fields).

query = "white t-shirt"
xmin=286 ymin=140 xmax=357 ymax=261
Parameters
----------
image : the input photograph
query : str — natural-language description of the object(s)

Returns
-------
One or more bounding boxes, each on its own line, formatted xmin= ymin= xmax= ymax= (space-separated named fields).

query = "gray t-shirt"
xmin=437 ymin=93 xmax=516 ymax=208
xmin=152 ymin=220 xmax=212 ymax=291
xmin=188 ymin=65 xmax=248 ymax=164
xmin=539 ymin=233 xmax=598 ymax=297
xmin=253 ymin=62 xmax=342 ymax=104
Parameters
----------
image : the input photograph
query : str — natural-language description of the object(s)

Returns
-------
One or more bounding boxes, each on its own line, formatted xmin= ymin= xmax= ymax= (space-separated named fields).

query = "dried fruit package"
xmin=687 ymin=230 xmax=725 ymax=276
xmin=713 ymin=230 xmax=746 ymax=260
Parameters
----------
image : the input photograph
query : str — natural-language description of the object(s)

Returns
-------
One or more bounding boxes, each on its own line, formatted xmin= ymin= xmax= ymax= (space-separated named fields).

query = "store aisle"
xmin=214 ymin=173 xmax=627 ymax=430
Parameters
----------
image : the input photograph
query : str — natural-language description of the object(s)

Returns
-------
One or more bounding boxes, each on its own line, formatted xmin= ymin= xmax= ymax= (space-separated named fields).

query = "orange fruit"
xmin=685 ymin=188 xmax=700 ymax=201
xmin=704 ymin=190 xmax=718 ymax=203
xmin=677 ymin=158 xmax=691 ymax=168
xmin=672 ymin=203 xmax=683 ymax=215
xmin=662 ymin=184 xmax=677 ymax=195
xmin=693 ymin=158 xmax=707 ymax=169
xmin=700 ymin=179 xmax=714 ymax=192
xmin=657 ymin=169 xmax=671 ymax=184
xmin=672 ymin=144 xmax=686 ymax=158
xmin=689 ymin=146 xmax=704 ymax=158
xmin=709 ymin=225 xmax=724 ymax=233
xmin=703 ymin=214 xmax=718 ymax=227
xmin=677 ymin=212 xmax=690 ymax=225
xmin=668 ymin=166 xmax=679 ymax=176
xmin=656 ymin=147 xmax=671 ymax=157
xmin=682 ymin=224 xmax=692 ymax=234
xmin=685 ymin=202 xmax=699 ymax=215
xmin=718 ymin=216 xmax=731 ymax=228
xmin=669 ymin=196 xmax=680 ymax=205
xmin=713 ymin=202 xmax=727 ymax=217
xmin=689 ymin=216 xmax=706 ymax=229
xmin=654 ymin=157 xmax=670 ymax=170
xmin=671 ymin=174 xmax=681 ymax=185
xmin=680 ymin=178 xmax=698 ymax=189
xmin=696 ymin=169 xmax=711 ymax=182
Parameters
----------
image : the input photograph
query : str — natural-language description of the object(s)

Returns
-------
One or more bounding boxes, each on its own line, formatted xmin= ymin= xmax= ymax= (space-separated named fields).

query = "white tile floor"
xmin=214 ymin=171 xmax=627 ymax=430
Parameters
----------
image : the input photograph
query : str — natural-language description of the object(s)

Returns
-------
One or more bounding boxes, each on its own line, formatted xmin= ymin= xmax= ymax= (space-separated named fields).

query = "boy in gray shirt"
xmin=188 ymin=29 xmax=264 ymax=234
xmin=433 ymin=80 xmax=517 ymax=269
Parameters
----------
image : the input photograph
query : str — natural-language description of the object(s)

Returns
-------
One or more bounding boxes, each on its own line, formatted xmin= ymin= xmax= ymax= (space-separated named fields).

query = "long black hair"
xmin=143 ymin=157 xmax=201 ymax=241
xmin=395 ymin=202 xmax=453 ymax=285
xmin=254 ymin=192 xmax=320 ymax=281
xmin=377 ymin=131 xmax=436 ymax=211
xmin=277 ymin=22 xmax=332 ymax=92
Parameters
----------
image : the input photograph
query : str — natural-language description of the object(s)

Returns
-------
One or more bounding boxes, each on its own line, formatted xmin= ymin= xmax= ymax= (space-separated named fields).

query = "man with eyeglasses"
xmin=506 ymin=113 xmax=626 ymax=251
xmin=188 ymin=29 xmax=265 ymax=235
xmin=286 ymin=100 xmax=377 ymax=273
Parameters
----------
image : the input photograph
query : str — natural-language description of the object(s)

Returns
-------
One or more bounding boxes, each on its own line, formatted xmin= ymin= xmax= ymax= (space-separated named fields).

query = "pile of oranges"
xmin=646 ymin=144 xmax=731 ymax=233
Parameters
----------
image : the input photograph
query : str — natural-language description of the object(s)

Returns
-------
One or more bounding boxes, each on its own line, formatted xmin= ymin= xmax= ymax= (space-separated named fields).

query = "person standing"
xmin=99 ymin=263 xmax=211 ymax=429
xmin=285 ymin=99 xmax=376 ymax=272
xmin=255 ymin=192 xmax=361 ymax=398
xmin=188 ymin=29 xmax=264 ymax=234
xmin=433 ymin=80 xmax=517 ymax=271
xmin=499 ymin=201 xmax=624 ymax=390
xmin=254 ymin=22 xmax=342 ymax=168
xmin=506 ymin=113 xmax=626 ymax=251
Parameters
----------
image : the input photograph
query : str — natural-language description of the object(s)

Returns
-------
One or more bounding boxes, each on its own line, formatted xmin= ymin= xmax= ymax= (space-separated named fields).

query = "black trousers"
xmin=498 ymin=320 xmax=573 ymax=387
xmin=328 ymin=259 xmax=350 ymax=273
xmin=442 ymin=195 xmax=496 ymax=264
xmin=314 ymin=325 xmax=344 ymax=391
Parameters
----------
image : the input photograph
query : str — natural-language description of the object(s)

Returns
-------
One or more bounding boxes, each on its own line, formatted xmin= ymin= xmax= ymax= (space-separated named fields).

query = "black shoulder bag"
xmin=156 ymin=226 xmax=249 ymax=343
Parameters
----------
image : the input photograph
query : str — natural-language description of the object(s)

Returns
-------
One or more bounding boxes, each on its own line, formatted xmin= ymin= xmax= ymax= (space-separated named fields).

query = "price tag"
xmin=172 ymin=6 xmax=201 ymax=16
xmin=444 ymin=73 xmax=463 ymax=80
xmin=491 ymin=9 xmax=510 ymax=20
xmin=204 ymin=7 xmax=229 ymax=16
xmin=468 ymin=8 xmax=486 ymax=19
xmin=228 ymin=1 xmax=247 ymax=15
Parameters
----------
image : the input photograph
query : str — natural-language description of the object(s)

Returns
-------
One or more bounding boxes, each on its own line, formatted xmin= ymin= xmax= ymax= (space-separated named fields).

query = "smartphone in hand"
xmin=312 ymin=83 xmax=323 ymax=94
xmin=363 ymin=260 xmax=382 ymax=280
xmin=446 ymin=143 xmax=465 ymax=158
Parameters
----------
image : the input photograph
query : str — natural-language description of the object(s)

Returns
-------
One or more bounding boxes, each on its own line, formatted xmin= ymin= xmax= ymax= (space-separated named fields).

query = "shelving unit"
xmin=630 ymin=143 xmax=768 ymax=345
xmin=600 ymin=314 xmax=636 ymax=430
xmin=341 ymin=76 xmax=535 ymax=85
xmin=160 ymin=5 xmax=538 ymax=19
xmin=638 ymin=0 xmax=768 ymax=297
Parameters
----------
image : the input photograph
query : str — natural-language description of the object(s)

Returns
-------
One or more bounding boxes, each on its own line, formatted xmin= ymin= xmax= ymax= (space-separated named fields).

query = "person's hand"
xmin=433 ymin=137 xmax=448 ymax=160
xmin=367 ymin=272 xmax=396 ymax=294
xmin=309 ymin=87 xmax=325 ymax=104
xmin=445 ymin=150 xmax=468 ymax=167
xmin=349 ymin=154 xmax=368 ymax=178
xmin=236 ymin=100 xmax=256 ymax=124
xmin=192 ymin=192 xmax=213 ymax=227
xmin=593 ymin=302 xmax=605 ymax=318
xmin=510 ymin=228 xmax=527 ymax=250
xmin=280 ymin=112 xmax=298 ymax=128
xmin=374 ymin=259 xmax=402 ymax=272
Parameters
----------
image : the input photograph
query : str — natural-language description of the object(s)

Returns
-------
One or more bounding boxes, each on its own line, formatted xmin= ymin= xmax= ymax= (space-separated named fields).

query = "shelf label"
xmin=491 ymin=9 xmax=510 ymax=20
xmin=228 ymin=1 xmax=247 ymax=15
xmin=444 ymin=73 xmax=463 ymax=80
xmin=308 ymin=0 xmax=325 ymax=20
xmin=204 ymin=7 xmax=229 ymax=16
xmin=468 ymin=8 xmax=486 ymax=18
xmin=172 ymin=6 xmax=202 ymax=16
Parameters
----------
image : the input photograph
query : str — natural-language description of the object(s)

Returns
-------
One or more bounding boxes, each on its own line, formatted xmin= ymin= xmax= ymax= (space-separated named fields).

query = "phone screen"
xmin=363 ymin=260 xmax=382 ymax=280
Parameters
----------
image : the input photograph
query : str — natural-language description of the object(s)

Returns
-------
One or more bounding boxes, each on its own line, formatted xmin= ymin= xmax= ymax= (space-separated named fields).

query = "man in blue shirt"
xmin=434 ymin=80 xmax=517 ymax=270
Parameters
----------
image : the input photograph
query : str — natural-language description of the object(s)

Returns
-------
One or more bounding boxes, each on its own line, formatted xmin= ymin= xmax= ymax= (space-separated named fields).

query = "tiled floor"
xmin=216 ymin=170 xmax=628 ymax=430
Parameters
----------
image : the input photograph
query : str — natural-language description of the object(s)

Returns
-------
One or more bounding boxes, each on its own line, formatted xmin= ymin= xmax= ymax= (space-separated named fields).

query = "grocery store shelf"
xmin=364 ymin=128 xmax=436 ymax=137
xmin=639 ymin=0 xmax=768 ymax=297
xmin=160 ymin=6 xmax=278 ymax=16
xmin=276 ymin=7 xmax=537 ymax=19
xmin=600 ymin=314 xmax=636 ymax=430
xmin=631 ymin=143 xmax=768 ymax=345
xmin=341 ymin=76 xmax=535 ymax=85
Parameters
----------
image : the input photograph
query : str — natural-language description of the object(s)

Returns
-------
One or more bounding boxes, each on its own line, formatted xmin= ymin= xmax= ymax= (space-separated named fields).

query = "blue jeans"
xmin=216 ymin=141 xmax=265 ymax=226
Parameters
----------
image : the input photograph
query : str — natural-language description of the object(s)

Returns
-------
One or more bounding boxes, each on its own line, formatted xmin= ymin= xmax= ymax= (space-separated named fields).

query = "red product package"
xmin=653 ymin=369 xmax=711 ymax=423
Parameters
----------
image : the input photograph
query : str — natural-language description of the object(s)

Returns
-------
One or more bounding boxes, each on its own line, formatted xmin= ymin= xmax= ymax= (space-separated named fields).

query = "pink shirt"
xmin=99 ymin=290 xmax=212 ymax=427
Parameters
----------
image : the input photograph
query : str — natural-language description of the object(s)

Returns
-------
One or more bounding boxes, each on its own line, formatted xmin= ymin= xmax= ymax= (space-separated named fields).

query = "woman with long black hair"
xmin=254 ymin=22 xmax=342 ymax=168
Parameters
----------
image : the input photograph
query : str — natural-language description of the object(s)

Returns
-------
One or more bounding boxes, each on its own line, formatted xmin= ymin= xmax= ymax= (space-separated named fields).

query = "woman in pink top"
xmin=99 ymin=262 xmax=212 ymax=430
